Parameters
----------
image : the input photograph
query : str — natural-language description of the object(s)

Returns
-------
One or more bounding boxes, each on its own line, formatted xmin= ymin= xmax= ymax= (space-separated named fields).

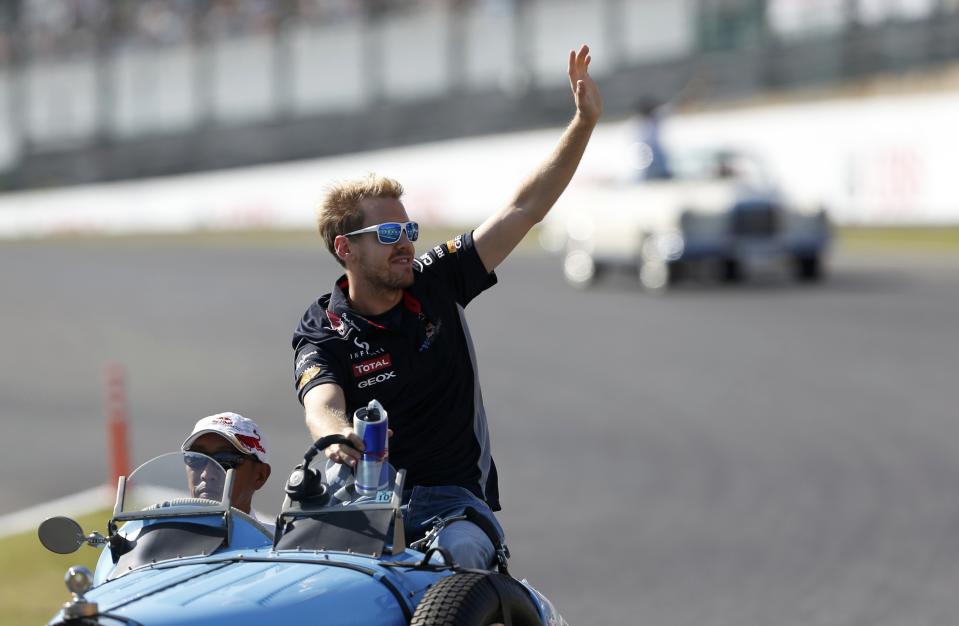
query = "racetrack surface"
xmin=2 ymin=236 xmax=959 ymax=625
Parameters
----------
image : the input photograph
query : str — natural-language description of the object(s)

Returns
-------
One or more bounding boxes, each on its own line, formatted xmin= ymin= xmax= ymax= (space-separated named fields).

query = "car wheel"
xmin=718 ymin=258 xmax=743 ymax=283
xmin=666 ymin=261 xmax=684 ymax=285
xmin=793 ymin=255 xmax=823 ymax=282
xmin=639 ymin=260 xmax=670 ymax=291
xmin=410 ymin=572 xmax=541 ymax=626
xmin=563 ymin=250 xmax=597 ymax=288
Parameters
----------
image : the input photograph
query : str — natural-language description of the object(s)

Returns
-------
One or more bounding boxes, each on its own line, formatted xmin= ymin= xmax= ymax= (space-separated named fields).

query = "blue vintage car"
xmin=39 ymin=445 xmax=566 ymax=625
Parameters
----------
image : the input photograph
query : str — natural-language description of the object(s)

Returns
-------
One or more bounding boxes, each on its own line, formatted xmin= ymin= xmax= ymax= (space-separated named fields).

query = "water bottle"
xmin=353 ymin=399 xmax=389 ymax=496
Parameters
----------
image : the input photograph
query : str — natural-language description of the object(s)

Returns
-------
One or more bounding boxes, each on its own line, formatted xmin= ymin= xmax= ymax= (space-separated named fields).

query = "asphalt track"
xmin=2 ymin=236 xmax=959 ymax=626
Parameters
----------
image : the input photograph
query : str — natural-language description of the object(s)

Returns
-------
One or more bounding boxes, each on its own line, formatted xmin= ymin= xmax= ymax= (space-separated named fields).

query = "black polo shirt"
xmin=292 ymin=231 xmax=501 ymax=510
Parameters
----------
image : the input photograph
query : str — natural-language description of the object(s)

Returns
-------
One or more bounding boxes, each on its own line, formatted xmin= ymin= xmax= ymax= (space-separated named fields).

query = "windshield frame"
xmin=111 ymin=451 xmax=236 ymax=523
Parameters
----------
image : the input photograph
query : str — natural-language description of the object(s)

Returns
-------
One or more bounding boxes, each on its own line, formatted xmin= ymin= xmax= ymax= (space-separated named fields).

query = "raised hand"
xmin=472 ymin=44 xmax=604 ymax=272
xmin=568 ymin=44 xmax=603 ymax=125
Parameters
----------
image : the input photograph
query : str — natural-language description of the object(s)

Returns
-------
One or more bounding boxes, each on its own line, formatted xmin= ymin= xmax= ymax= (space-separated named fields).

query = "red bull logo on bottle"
xmin=353 ymin=399 xmax=389 ymax=496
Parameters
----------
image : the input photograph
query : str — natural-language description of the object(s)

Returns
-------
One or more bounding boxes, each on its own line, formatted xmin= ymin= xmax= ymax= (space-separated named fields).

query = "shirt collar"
xmin=327 ymin=275 xmax=426 ymax=335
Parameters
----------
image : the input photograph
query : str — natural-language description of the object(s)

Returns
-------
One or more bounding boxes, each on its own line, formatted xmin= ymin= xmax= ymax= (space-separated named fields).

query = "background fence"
xmin=1 ymin=0 xmax=959 ymax=189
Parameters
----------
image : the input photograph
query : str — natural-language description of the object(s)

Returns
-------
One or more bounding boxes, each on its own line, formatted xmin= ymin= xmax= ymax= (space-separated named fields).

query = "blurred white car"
xmin=542 ymin=150 xmax=831 ymax=289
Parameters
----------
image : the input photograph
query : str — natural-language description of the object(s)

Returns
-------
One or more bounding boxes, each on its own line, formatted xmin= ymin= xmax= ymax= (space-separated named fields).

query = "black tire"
xmin=793 ymin=255 xmax=823 ymax=282
xmin=718 ymin=257 xmax=743 ymax=283
xmin=410 ymin=572 xmax=542 ymax=626
xmin=667 ymin=260 xmax=684 ymax=285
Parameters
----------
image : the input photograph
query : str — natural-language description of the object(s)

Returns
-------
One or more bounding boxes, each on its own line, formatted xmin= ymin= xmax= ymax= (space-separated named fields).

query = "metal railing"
xmin=0 ymin=0 xmax=957 ymax=187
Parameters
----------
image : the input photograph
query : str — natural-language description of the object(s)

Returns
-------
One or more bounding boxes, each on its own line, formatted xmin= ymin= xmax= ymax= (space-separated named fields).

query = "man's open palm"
xmin=568 ymin=44 xmax=603 ymax=124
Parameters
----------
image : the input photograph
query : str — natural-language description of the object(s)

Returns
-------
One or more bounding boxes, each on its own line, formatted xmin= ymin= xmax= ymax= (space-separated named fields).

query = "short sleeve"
xmin=293 ymin=342 xmax=348 ymax=405
xmin=415 ymin=231 xmax=497 ymax=307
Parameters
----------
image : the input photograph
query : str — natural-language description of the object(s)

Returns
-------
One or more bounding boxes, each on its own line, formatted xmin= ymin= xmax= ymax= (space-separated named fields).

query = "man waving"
xmin=292 ymin=46 xmax=603 ymax=569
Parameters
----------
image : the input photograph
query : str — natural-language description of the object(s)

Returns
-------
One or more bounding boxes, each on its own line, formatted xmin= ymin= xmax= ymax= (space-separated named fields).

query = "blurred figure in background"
xmin=291 ymin=45 xmax=603 ymax=570
xmin=631 ymin=95 xmax=673 ymax=180
xmin=630 ymin=75 xmax=707 ymax=181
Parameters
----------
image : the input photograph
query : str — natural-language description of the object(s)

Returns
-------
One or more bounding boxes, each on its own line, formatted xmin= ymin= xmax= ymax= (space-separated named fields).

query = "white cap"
xmin=181 ymin=412 xmax=268 ymax=464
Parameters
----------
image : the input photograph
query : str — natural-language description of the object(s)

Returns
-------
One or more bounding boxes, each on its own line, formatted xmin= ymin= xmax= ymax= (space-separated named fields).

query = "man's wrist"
xmin=573 ymin=110 xmax=599 ymax=128
xmin=306 ymin=417 xmax=352 ymax=441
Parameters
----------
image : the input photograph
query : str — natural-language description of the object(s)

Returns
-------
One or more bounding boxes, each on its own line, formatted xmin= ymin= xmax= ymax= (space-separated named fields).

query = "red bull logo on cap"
xmin=236 ymin=432 xmax=266 ymax=454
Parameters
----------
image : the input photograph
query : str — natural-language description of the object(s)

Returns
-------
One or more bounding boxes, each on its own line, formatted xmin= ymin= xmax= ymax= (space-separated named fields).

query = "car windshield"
xmin=120 ymin=451 xmax=227 ymax=513
xmin=670 ymin=150 xmax=769 ymax=186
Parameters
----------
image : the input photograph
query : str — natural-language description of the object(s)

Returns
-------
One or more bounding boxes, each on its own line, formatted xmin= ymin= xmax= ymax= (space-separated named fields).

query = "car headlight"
xmin=642 ymin=232 xmax=684 ymax=262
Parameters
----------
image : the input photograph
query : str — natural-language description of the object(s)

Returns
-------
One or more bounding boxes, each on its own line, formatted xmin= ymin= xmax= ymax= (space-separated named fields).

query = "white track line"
xmin=0 ymin=485 xmax=114 ymax=539
xmin=0 ymin=485 xmax=273 ymax=539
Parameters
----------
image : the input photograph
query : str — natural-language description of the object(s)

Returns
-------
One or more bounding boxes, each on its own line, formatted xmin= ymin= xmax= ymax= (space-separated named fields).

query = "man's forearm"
xmin=473 ymin=113 xmax=597 ymax=272
xmin=510 ymin=113 xmax=596 ymax=225
xmin=473 ymin=45 xmax=602 ymax=272
xmin=302 ymin=384 xmax=364 ymax=465
xmin=302 ymin=383 xmax=351 ymax=441
xmin=305 ymin=408 xmax=350 ymax=441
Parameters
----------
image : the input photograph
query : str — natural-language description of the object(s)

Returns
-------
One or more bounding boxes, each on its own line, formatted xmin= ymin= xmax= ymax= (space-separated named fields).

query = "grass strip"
xmin=6 ymin=225 xmax=959 ymax=255
xmin=0 ymin=509 xmax=109 ymax=626
xmin=2 ymin=226 xmax=473 ymax=249
xmin=838 ymin=226 xmax=959 ymax=254
xmin=1 ymin=225 xmax=544 ymax=252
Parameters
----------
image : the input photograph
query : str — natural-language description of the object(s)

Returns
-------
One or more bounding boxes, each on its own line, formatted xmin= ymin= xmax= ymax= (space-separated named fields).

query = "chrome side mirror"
xmin=38 ymin=516 xmax=84 ymax=554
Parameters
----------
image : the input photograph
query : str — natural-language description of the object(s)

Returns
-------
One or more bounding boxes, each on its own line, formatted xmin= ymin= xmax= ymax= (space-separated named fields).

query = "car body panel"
xmin=76 ymin=553 xmax=419 ymax=626
xmin=56 ymin=516 xmax=456 ymax=626
xmin=46 ymin=450 xmax=561 ymax=625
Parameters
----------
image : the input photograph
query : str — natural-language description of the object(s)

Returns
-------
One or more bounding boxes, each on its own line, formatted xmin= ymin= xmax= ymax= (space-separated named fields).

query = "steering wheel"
xmin=140 ymin=499 xmax=272 ymax=538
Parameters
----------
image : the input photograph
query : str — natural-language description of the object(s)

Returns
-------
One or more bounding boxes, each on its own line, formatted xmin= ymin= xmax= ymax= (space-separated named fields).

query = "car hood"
xmin=62 ymin=556 xmax=423 ymax=626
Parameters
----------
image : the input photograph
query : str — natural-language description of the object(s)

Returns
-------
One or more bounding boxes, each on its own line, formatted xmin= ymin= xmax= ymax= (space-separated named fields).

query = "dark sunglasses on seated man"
xmin=344 ymin=221 xmax=419 ymax=245
xmin=184 ymin=450 xmax=256 ymax=471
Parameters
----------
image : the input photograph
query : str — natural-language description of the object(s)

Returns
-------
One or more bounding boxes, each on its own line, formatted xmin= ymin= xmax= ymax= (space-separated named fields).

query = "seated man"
xmin=95 ymin=412 xmax=274 ymax=574
xmin=181 ymin=412 xmax=272 ymax=522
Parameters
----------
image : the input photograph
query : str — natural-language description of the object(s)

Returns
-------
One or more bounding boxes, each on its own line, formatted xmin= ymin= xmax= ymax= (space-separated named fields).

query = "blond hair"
xmin=317 ymin=174 xmax=405 ymax=266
